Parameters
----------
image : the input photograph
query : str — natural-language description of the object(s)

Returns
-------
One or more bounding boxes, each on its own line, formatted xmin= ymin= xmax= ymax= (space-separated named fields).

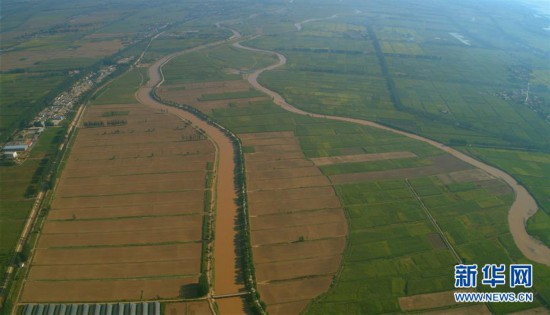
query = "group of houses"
xmin=1 ymin=127 xmax=44 ymax=161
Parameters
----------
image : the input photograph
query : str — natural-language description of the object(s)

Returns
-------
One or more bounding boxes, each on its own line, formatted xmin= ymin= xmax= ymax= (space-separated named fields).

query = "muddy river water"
xmin=136 ymin=42 xmax=247 ymax=313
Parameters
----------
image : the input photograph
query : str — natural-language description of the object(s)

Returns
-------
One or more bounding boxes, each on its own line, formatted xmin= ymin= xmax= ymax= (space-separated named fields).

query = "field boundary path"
xmin=135 ymin=35 xmax=249 ymax=313
xmin=232 ymin=38 xmax=550 ymax=267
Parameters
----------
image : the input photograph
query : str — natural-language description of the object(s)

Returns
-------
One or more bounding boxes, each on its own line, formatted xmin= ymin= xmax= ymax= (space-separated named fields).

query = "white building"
xmin=3 ymin=142 xmax=29 ymax=152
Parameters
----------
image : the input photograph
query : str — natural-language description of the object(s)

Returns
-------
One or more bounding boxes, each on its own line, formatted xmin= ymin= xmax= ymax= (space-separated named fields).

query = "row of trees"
xmin=151 ymin=91 xmax=267 ymax=314
xmin=83 ymin=119 xmax=128 ymax=128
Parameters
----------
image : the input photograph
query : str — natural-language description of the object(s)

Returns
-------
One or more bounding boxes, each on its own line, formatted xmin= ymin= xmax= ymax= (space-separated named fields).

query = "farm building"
xmin=3 ymin=151 xmax=18 ymax=159
xmin=26 ymin=127 xmax=45 ymax=136
xmin=22 ymin=301 xmax=161 ymax=315
xmin=2 ymin=141 xmax=29 ymax=152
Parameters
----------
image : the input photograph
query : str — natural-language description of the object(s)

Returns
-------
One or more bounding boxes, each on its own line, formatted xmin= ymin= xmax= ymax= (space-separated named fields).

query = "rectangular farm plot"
xmin=32 ymin=243 xmax=201 ymax=265
xmin=329 ymin=154 xmax=472 ymax=184
xmin=37 ymin=226 xmax=201 ymax=247
xmin=311 ymin=151 xmax=417 ymax=166
xmin=40 ymin=215 xmax=202 ymax=235
xmin=158 ymin=80 xmax=269 ymax=113
xmin=28 ymin=260 xmax=199 ymax=280
xmin=241 ymin=131 xmax=348 ymax=314
xmin=47 ymin=202 xmax=202 ymax=220
xmin=21 ymin=103 xmax=214 ymax=302
xmin=398 ymin=290 xmax=473 ymax=312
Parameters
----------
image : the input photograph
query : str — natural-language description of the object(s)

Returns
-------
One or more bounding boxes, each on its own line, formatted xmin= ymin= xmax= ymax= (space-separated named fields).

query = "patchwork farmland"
xmin=241 ymin=131 xmax=347 ymax=314
xmin=3 ymin=1 xmax=550 ymax=314
xmin=158 ymin=36 xmax=550 ymax=313
xmin=158 ymin=57 xmax=349 ymax=313
xmin=19 ymin=103 xmax=214 ymax=302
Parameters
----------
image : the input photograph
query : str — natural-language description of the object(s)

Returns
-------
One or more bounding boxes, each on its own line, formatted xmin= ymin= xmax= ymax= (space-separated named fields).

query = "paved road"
xmin=233 ymin=40 xmax=550 ymax=267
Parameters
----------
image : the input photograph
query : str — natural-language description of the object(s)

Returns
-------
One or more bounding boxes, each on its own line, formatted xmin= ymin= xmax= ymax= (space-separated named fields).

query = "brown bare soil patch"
xmin=158 ymin=80 xmax=268 ymax=113
xmin=51 ymin=190 xmax=200 ymax=209
xmin=258 ymin=276 xmax=334 ymax=307
xmin=422 ymin=304 xmax=491 ymax=315
xmin=47 ymin=202 xmax=202 ymax=220
xmin=57 ymin=179 xmax=203 ymax=197
xmin=28 ymin=260 xmax=198 ymax=280
xmin=41 ymin=216 xmax=201 ymax=234
xmin=256 ymin=256 xmax=342 ymax=281
xmin=250 ymin=197 xmax=341 ymax=216
xmin=38 ymin=227 xmax=200 ymax=247
xmin=399 ymin=290 xmax=472 ymax=311
xmin=330 ymin=154 xmax=472 ymax=184
xmin=427 ymin=233 xmax=447 ymax=249
xmin=216 ymin=298 xmax=249 ymax=315
xmin=251 ymin=208 xmax=344 ymax=230
xmin=247 ymin=158 xmax=314 ymax=173
xmin=21 ymin=103 xmax=214 ymax=302
xmin=251 ymin=166 xmax=322 ymax=180
xmin=237 ymin=131 xmax=347 ymax=313
xmin=265 ymin=300 xmax=311 ymax=315
xmin=249 ymin=186 xmax=336 ymax=204
xmin=311 ymin=151 xmax=417 ymax=166
xmin=61 ymin=171 xmax=204 ymax=187
xmin=253 ymin=238 xmax=346 ymax=264
xmin=33 ymin=243 xmax=201 ymax=265
xmin=249 ymin=175 xmax=331 ymax=191
xmin=165 ymin=301 xmax=212 ymax=315
xmin=445 ymin=169 xmax=495 ymax=183
xmin=251 ymin=222 xmax=346 ymax=245
xmin=63 ymin=162 xmax=209 ymax=178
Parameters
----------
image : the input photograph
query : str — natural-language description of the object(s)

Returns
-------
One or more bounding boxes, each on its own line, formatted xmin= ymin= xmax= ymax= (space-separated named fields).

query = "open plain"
xmin=20 ymin=103 xmax=214 ymax=302
xmin=3 ymin=1 xmax=550 ymax=314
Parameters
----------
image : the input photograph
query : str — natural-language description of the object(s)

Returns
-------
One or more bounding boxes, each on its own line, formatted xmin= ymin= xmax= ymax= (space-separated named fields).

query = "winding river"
xmin=232 ymin=40 xmax=550 ymax=267
xmin=135 ymin=40 xmax=247 ymax=313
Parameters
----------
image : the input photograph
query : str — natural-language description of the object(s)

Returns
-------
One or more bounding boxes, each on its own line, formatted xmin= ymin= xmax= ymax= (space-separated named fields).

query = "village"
xmin=1 ymin=65 xmax=118 ymax=163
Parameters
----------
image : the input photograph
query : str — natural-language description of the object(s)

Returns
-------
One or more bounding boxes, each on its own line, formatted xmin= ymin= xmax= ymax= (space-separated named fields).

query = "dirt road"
xmin=233 ymin=40 xmax=550 ymax=267
xmin=135 ymin=43 xmax=247 ymax=313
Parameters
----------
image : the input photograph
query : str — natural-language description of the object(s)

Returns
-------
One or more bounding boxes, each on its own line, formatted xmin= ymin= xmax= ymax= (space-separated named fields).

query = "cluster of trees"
xmin=181 ymin=133 xmax=206 ymax=141
xmin=83 ymin=119 xmax=127 ymax=128
xmin=102 ymin=110 xmax=129 ymax=117
xmin=83 ymin=120 xmax=105 ymax=128
xmin=106 ymin=119 xmax=127 ymax=126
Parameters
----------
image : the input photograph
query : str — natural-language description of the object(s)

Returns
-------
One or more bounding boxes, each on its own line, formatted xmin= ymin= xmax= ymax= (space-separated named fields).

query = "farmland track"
xmin=135 ymin=38 xmax=248 ymax=313
xmin=232 ymin=38 xmax=550 ymax=267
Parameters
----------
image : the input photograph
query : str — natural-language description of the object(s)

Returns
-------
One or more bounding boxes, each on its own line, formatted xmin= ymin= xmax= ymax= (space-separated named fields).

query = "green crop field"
xmin=159 ymin=36 xmax=550 ymax=313
xmin=465 ymin=147 xmax=550 ymax=248
xmin=0 ymin=126 xmax=65 ymax=275
xmin=2 ymin=0 xmax=549 ymax=313
xmin=244 ymin=0 xmax=550 ymax=150
xmin=91 ymin=68 xmax=144 ymax=105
